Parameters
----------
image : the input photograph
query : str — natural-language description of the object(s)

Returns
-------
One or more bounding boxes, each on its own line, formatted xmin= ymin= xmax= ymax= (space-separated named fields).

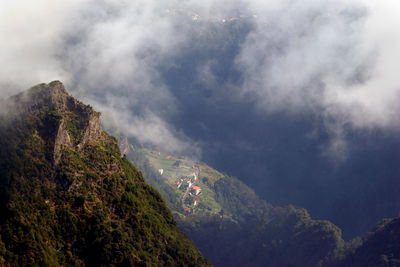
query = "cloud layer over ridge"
xmin=1 ymin=0 xmax=400 ymax=155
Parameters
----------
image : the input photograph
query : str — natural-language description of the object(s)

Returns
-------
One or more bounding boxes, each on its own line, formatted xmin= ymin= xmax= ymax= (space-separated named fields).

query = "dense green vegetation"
xmin=128 ymin=145 xmax=400 ymax=267
xmin=127 ymin=149 xmax=182 ymax=212
xmin=0 ymin=82 xmax=210 ymax=266
xmin=330 ymin=217 xmax=400 ymax=266
xmin=128 ymin=148 xmax=347 ymax=266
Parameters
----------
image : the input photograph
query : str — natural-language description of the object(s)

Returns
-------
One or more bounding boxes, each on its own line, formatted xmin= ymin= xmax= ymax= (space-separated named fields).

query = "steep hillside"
xmin=127 ymin=147 xmax=346 ymax=266
xmin=332 ymin=217 xmax=400 ymax=266
xmin=0 ymin=82 xmax=210 ymax=266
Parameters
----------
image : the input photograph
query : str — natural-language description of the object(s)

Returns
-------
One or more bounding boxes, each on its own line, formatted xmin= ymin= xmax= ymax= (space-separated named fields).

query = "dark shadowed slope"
xmin=331 ymin=217 xmax=400 ymax=267
xmin=127 ymin=147 xmax=346 ymax=267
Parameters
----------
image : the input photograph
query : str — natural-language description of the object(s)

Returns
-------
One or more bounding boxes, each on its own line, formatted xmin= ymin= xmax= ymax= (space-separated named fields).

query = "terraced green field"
xmin=140 ymin=149 xmax=224 ymax=215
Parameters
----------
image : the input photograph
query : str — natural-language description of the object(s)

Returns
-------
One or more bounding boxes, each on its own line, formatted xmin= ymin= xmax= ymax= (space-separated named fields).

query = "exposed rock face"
xmin=119 ymin=137 xmax=130 ymax=156
xmin=78 ymin=114 xmax=103 ymax=150
xmin=53 ymin=120 xmax=73 ymax=166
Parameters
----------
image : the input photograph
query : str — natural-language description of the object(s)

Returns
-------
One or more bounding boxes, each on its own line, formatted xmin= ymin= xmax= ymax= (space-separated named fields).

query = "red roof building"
xmin=191 ymin=186 xmax=201 ymax=195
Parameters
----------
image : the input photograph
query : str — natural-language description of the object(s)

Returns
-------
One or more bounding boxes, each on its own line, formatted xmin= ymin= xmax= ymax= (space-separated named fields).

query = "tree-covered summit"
xmin=0 ymin=81 xmax=210 ymax=266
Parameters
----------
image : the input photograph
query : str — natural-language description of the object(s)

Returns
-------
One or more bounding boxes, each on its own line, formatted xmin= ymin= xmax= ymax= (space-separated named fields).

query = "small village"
xmin=154 ymin=153 xmax=202 ymax=214
xmin=143 ymin=148 xmax=227 ymax=218
xmin=177 ymin=173 xmax=202 ymax=214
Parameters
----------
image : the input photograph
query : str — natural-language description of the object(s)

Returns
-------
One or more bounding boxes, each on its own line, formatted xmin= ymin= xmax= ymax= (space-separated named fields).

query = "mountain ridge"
xmin=0 ymin=81 xmax=210 ymax=266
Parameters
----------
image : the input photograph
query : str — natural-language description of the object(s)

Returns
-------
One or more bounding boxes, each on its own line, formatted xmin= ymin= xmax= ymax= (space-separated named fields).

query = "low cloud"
xmin=1 ymin=0 xmax=400 ymax=157
xmin=1 ymin=0 xmax=197 ymax=154
xmin=235 ymin=0 xmax=400 ymax=157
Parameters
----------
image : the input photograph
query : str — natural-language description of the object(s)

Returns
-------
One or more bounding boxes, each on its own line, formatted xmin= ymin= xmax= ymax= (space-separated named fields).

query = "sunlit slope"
xmin=130 ymin=148 xmax=226 ymax=216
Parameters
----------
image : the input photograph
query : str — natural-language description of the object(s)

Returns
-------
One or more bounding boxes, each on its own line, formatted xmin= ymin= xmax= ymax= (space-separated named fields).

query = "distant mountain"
xmin=331 ymin=217 xmax=400 ymax=267
xmin=0 ymin=82 xmax=210 ymax=266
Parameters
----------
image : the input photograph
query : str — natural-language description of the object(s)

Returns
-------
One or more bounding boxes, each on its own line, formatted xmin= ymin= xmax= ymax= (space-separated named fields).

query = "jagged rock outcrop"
xmin=54 ymin=120 xmax=73 ymax=166
xmin=119 ymin=137 xmax=131 ymax=156
xmin=78 ymin=114 xmax=103 ymax=150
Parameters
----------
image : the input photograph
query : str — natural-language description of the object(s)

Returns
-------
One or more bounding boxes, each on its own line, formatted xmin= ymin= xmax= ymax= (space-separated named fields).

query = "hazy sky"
xmin=1 ymin=0 xmax=400 ymax=156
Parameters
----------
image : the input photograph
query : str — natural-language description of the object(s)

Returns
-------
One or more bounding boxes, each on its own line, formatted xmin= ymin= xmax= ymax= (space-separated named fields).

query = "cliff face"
xmin=78 ymin=114 xmax=103 ymax=150
xmin=0 ymin=81 xmax=210 ymax=266
xmin=54 ymin=120 xmax=73 ymax=166
xmin=120 ymin=137 xmax=131 ymax=156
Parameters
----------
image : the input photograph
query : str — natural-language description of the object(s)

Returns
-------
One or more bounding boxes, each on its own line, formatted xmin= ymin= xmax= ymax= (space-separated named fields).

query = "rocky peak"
xmin=42 ymin=82 xmax=107 ymax=163
xmin=9 ymin=81 xmax=68 ymax=113
xmin=2 ymin=81 xmax=108 ymax=167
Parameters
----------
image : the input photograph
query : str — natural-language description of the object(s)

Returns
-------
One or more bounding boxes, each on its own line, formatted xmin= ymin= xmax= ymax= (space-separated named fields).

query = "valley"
xmin=126 ymin=141 xmax=400 ymax=267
